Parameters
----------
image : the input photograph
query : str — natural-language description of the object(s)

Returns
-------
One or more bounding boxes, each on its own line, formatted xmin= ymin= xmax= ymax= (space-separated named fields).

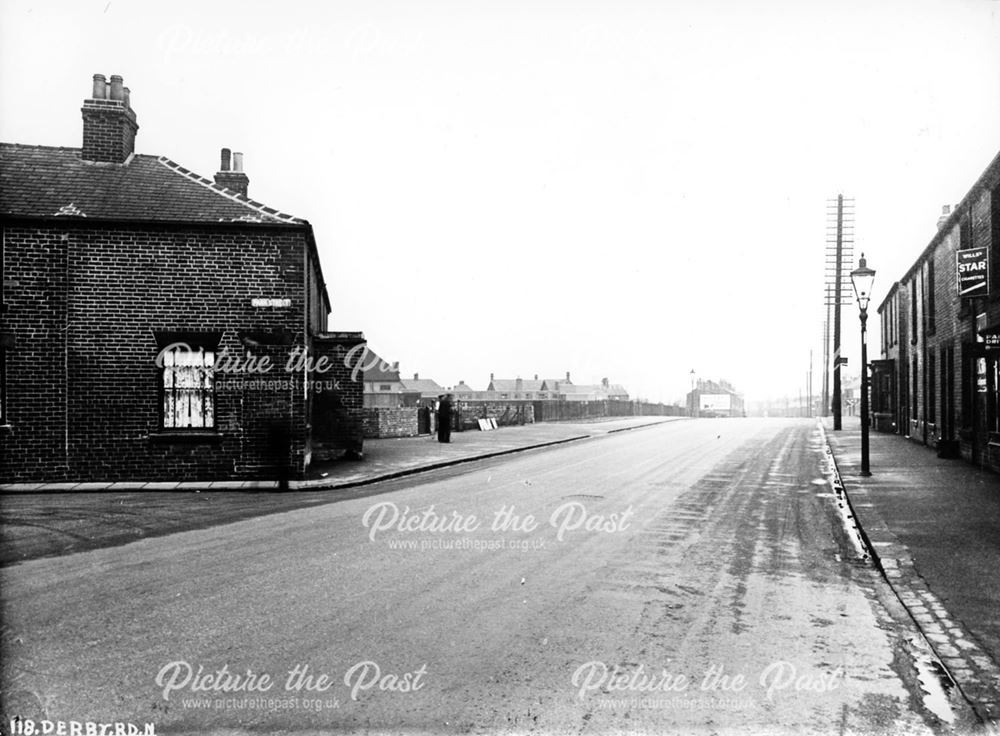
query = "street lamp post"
xmin=851 ymin=253 xmax=876 ymax=477
xmin=690 ymin=369 xmax=697 ymax=418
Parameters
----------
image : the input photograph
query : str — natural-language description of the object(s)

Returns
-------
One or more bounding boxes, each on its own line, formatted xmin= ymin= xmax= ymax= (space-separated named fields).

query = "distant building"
xmin=686 ymin=379 xmax=745 ymax=418
xmin=399 ymin=373 xmax=446 ymax=406
xmin=487 ymin=374 xmax=545 ymax=400
xmin=362 ymin=351 xmax=404 ymax=408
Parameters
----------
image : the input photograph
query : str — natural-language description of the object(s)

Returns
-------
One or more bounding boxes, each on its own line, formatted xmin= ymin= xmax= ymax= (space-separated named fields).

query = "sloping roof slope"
xmin=0 ymin=144 xmax=303 ymax=225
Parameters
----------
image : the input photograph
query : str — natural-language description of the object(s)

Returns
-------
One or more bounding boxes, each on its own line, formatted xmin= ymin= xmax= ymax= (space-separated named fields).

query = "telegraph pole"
xmin=833 ymin=195 xmax=844 ymax=430
xmin=826 ymin=195 xmax=854 ymax=431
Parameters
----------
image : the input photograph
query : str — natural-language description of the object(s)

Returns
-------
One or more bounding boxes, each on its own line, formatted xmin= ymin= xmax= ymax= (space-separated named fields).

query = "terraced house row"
xmin=873 ymin=148 xmax=1000 ymax=473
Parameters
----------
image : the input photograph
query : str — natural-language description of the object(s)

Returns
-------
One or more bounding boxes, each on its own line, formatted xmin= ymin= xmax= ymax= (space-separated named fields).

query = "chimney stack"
xmin=214 ymin=147 xmax=250 ymax=196
xmin=81 ymin=73 xmax=139 ymax=164
xmin=937 ymin=204 xmax=953 ymax=230
xmin=413 ymin=373 xmax=419 ymax=380
xmin=566 ymin=371 xmax=571 ymax=382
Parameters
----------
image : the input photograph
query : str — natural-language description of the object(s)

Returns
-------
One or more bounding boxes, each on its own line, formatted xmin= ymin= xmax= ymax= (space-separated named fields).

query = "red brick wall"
xmin=0 ymin=220 xmax=327 ymax=482
xmin=362 ymin=407 xmax=419 ymax=439
xmin=81 ymin=101 xmax=138 ymax=164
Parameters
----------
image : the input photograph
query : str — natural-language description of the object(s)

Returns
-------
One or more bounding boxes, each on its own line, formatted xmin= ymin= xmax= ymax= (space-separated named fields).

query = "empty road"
xmin=1 ymin=419 xmax=970 ymax=734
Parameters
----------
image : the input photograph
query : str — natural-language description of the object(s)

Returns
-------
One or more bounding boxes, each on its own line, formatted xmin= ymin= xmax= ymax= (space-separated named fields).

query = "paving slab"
xmin=824 ymin=415 xmax=1000 ymax=724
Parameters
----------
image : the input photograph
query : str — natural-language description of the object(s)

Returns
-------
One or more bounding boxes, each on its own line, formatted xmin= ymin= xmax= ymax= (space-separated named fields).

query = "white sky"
xmin=2 ymin=0 xmax=999 ymax=403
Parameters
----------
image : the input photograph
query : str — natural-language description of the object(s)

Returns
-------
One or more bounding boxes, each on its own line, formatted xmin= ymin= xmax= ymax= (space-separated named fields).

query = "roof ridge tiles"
xmin=155 ymin=156 xmax=303 ymax=225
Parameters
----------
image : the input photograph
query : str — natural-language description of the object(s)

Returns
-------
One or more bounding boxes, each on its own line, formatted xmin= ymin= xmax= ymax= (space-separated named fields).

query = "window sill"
xmin=0 ymin=423 xmax=12 ymax=435
xmin=149 ymin=430 xmax=223 ymax=444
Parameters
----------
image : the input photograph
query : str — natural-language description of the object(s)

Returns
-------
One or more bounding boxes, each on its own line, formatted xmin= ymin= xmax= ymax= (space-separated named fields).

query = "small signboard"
xmin=957 ymin=247 xmax=989 ymax=298
xmin=985 ymin=332 xmax=1000 ymax=351
xmin=700 ymin=394 xmax=732 ymax=411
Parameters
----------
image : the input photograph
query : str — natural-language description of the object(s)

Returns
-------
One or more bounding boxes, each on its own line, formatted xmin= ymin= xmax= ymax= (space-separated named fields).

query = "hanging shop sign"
xmin=957 ymin=247 xmax=989 ymax=297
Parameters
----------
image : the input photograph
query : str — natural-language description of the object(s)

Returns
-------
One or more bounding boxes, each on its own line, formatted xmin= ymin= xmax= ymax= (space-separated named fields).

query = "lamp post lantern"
xmin=851 ymin=254 xmax=876 ymax=477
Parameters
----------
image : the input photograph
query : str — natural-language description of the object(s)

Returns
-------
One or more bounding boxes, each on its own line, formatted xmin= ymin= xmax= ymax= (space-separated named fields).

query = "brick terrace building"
xmin=874 ymin=149 xmax=1000 ymax=471
xmin=686 ymin=378 xmax=745 ymax=418
xmin=0 ymin=74 xmax=364 ymax=483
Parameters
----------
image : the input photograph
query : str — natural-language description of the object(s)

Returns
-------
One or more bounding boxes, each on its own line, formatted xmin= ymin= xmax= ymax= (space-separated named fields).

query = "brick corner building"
xmin=0 ymin=73 xmax=364 ymax=483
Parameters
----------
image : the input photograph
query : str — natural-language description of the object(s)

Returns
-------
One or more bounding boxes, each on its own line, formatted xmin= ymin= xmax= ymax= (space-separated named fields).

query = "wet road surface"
xmin=0 ymin=419 xmax=971 ymax=734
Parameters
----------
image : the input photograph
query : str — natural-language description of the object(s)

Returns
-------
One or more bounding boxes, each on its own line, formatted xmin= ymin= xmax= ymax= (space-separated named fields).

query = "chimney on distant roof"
xmin=566 ymin=371 xmax=571 ymax=382
xmin=937 ymin=204 xmax=953 ymax=230
xmin=602 ymin=377 xmax=609 ymax=388
xmin=214 ymin=147 xmax=250 ymax=196
xmin=81 ymin=73 xmax=139 ymax=164
xmin=414 ymin=373 xmax=419 ymax=380
xmin=534 ymin=374 xmax=538 ymax=380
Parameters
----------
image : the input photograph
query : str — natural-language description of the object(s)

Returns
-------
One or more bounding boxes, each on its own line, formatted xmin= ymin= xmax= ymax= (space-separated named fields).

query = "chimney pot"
xmin=490 ymin=372 xmax=494 ymax=381
xmin=213 ymin=149 xmax=249 ymax=196
xmin=123 ymin=87 xmax=131 ymax=109
xmin=91 ymin=74 xmax=107 ymax=99
xmin=109 ymin=75 xmax=124 ymax=101
xmin=937 ymin=204 xmax=954 ymax=230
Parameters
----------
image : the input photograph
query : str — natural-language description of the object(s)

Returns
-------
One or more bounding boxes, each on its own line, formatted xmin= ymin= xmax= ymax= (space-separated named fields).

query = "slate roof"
xmin=0 ymin=144 xmax=304 ymax=225
xmin=488 ymin=378 xmax=545 ymax=393
xmin=399 ymin=378 xmax=446 ymax=396
xmin=540 ymin=378 xmax=570 ymax=391
xmin=361 ymin=348 xmax=401 ymax=383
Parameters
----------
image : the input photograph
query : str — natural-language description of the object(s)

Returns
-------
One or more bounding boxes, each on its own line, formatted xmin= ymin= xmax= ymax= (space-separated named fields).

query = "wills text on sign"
xmin=957 ymin=247 xmax=989 ymax=297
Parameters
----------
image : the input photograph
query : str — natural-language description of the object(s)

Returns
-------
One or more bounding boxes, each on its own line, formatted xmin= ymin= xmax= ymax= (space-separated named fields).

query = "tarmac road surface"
xmin=0 ymin=418 xmax=974 ymax=735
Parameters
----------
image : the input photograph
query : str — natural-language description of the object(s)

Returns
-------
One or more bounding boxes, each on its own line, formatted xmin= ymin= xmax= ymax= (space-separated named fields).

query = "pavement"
xmin=823 ymin=415 xmax=1000 ymax=725
xmin=0 ymin=416 xmax=678 ymax=494
xmin=0 ymin=416 xmax=681 ymax=565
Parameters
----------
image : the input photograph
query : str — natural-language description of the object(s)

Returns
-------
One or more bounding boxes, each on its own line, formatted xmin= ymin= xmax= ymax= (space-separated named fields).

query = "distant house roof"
xmin=604 ymin=384 xmax=629 ymax=397
xmin=452 ymin=381 xmax=478 ymax=393
xmin=361 ymin=348 xmax=400 ymax=383
xmin=540 ymin=378 xmax=571 ymax=391
xmin=0 ymin=144 xmax=304 ymax=224
xmin=488 ymin=378 xmax=545 ymax=393
xmin=399 ymin=378 xmax=445 ymax=396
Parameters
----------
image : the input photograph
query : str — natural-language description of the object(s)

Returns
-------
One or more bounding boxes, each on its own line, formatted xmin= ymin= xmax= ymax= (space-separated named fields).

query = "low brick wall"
xmin=363 ymin=407 xmax=420 ymax=439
